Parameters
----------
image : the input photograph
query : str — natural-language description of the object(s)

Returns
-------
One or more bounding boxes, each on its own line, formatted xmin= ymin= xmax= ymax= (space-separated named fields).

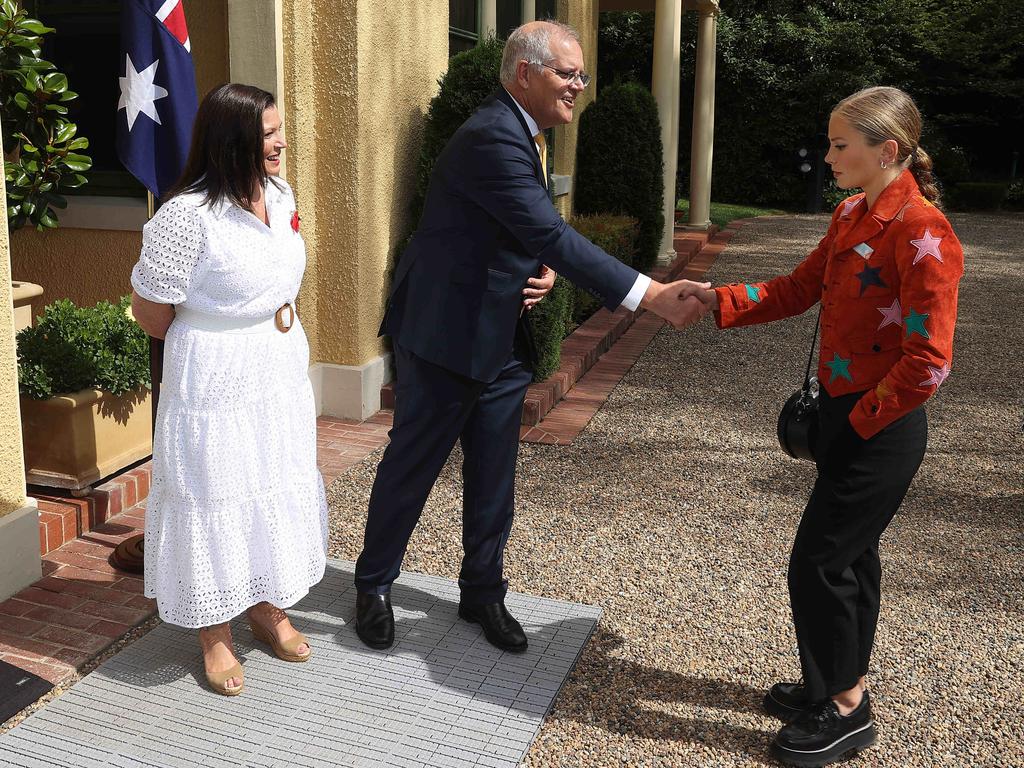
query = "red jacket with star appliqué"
xmin=713 ymin=170 xmax=964 ymax=439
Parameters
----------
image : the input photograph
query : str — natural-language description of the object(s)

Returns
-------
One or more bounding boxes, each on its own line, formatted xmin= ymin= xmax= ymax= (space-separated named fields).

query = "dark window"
xmin=535 ymin=0 xmax=556 ymax=21
xmin=449 ymin=0 xmax=477 ymax=56
xmin=25 ymin=1 xmax=145 ymax=197
xmin=496 ymin=0 xmax=521 ymax=40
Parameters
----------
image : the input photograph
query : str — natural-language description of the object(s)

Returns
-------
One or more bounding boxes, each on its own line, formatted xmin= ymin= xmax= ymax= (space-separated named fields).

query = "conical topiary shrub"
xmin=574 ymin=81 xmax=664 ymax=271
xmin=410 ymin=37 xmax=504 ymax=228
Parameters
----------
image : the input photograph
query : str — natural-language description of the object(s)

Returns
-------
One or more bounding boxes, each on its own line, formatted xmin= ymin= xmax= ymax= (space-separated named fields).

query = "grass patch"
xmin=676 ymin=198 xmax=787 ymax=228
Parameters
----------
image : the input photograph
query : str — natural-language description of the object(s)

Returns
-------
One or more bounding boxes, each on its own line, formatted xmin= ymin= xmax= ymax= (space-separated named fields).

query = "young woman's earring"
xmin=880 ymin=159 xmax=888 ymax=169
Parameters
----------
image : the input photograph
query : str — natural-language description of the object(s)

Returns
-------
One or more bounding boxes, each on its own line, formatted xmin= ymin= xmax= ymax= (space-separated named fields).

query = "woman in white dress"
xmin=130 ymin=83 xmax=327 ymax=696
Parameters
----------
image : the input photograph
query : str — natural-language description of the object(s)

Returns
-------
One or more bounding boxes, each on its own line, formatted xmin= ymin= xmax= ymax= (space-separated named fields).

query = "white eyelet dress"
xmin=131 ymin=180 xmax=328 ymax=629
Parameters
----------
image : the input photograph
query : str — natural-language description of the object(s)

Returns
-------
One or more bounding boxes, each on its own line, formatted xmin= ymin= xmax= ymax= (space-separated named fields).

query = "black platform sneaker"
xmin=764 ymin=681 xmax=811 ymax=720
xmin=770 ymin=691 xmax=877 ymax=767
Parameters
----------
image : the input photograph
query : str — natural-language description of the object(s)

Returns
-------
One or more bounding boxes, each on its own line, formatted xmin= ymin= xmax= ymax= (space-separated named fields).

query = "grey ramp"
xmin=0 ymin=560 xmax=601 ymax=768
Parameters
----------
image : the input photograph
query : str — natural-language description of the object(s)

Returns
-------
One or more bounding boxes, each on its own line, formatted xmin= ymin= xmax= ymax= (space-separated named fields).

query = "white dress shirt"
xmin=504 ymin=89 xmax=651 ymax=312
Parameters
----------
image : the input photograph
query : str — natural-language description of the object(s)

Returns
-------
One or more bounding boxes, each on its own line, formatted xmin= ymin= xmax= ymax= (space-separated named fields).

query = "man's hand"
xmin=523 ymin=265 xmax=556 ymax=311
xmin=640 ymin=279 xmax=714 ymax=329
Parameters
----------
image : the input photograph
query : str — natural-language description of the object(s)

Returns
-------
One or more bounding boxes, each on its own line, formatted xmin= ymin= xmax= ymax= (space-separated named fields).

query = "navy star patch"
xmin=854 ymin=265 xmax=886 ymax=296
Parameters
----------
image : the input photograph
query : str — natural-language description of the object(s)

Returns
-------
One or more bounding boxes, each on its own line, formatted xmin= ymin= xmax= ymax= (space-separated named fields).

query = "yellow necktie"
xmin=534 ymin=132 xmax=548 ymax=186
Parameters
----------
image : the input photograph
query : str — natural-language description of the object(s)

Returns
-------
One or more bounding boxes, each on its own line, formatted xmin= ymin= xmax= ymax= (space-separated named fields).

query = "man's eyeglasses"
xmin=534 ymin=62 xmax=591 ymax=88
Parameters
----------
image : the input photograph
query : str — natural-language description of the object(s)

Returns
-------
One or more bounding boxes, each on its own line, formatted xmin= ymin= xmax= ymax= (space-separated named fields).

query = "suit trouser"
xmin=788 ymin=388 xmax=927 ymax=703
xmin=354 ymin=342 xmax=533 ymax=605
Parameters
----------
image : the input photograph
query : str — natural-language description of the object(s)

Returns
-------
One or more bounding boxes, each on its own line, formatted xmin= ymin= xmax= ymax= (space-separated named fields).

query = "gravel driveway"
xmin=326 ymin=212 xmax=1023 ymax=768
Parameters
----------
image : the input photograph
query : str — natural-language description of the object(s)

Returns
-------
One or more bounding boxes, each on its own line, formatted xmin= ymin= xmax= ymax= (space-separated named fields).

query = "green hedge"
xmin=569 ymin=213 xmax=639 ymax=326
xmin=410 ymin=38 xmax=504 ymax=229
xmin=529 ymin=275 xmax=575 ymax=382
xmin=574 ymin=82 xmax=663 ymax=271
xmin=946 ymin=181 xmax=1008 ymax=211
xmin=17 ymin=296 xmax=150 ymax=400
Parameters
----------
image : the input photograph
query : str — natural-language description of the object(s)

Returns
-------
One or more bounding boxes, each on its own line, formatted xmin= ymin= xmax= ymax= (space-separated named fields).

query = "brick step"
xmin=31 ymin=462 xmax=152 ymax=557
xmin=380 ymin=225 xmax=718 ymax=426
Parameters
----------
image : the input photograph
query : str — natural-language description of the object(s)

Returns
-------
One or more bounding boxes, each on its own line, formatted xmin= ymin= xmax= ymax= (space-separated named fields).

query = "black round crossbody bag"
xmin=777 ymin=307 xmax=822 ymax=461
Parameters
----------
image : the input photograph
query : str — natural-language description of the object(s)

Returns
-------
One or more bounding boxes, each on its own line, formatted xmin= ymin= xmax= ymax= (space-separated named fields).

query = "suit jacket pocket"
xmin=487 ymin=268 xmax=513 ymax=292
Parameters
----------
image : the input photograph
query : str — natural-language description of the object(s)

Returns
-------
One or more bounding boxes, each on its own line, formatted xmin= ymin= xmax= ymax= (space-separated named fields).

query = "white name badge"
xmin=853 ymin=242 xmax=874 ymax=259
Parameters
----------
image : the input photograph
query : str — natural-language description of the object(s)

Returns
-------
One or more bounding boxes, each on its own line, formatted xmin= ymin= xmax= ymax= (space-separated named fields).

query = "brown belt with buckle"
xmin=274 ymin=303 xmax=295 ymax=333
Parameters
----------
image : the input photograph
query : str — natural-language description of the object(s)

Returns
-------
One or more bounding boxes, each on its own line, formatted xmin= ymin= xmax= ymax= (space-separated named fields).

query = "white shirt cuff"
xmin=620 ymin=273 xmax=651 ymax=312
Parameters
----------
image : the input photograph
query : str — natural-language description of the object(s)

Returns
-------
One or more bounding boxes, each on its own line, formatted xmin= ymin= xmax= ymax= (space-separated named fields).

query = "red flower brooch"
xmin=290 ymin=210 xmax=301 ymax=233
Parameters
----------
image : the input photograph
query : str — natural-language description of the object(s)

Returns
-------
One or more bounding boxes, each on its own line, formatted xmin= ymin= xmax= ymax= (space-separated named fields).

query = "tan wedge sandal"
xmin=199 ymin=627 xmax=244 ymax=696
xmin=248 ymin=613 xmax=312 ymax=663
xmin=206 ymin=662 xmax=245 ymax=696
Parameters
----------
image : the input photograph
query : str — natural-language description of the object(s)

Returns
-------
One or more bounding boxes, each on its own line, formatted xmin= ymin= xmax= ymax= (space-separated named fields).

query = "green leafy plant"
xmin=569 ymin=213 xmax=638 ymax=326
xmin=529 ymin=275 xmax=574 ymax=382
xmin=575 ymin=81 xmax=663 ymax=271
xmin=16 ymin=296 xmax=150 ymax=400
xmin=0 ymin=0 xmax=91 ymax=231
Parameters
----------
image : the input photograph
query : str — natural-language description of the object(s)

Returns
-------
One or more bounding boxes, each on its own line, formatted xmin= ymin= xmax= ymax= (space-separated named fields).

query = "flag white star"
xmin=118 ymin=54 xmax=168 ymax=131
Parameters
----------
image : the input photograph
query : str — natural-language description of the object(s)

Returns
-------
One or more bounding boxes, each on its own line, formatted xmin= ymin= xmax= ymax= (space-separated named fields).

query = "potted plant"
xmin=16 ymin=296 xmax=151 ymax=491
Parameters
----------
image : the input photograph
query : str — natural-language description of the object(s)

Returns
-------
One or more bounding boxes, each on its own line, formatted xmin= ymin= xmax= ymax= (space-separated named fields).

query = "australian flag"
xmin=116 ymin=0 xmax=198 ymax=200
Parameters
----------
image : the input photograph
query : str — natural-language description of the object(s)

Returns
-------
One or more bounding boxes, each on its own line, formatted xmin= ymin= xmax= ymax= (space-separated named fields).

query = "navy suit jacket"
xmin=382 ymin=88 xmax=640 ymax=383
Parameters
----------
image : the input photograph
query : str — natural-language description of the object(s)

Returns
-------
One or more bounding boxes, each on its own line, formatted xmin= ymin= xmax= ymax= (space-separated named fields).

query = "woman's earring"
xmin=880 ymin=159 xmax=888 ymax=169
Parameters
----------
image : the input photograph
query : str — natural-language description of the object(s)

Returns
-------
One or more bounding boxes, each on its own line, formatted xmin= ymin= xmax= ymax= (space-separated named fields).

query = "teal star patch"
xmin=826 ymin=353 xmax=853 ymax=383
xmin=745 ymin=283 xmax=761 ymax=303
xmin=904 ymin=307 xmax=930 ymax=339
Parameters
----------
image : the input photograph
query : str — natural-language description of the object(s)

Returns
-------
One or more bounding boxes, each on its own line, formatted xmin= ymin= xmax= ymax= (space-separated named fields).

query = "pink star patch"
xmin=919 ymin=362 xmax=950 ymax=388
xmin=877 ymin=298 xmax=902 ymax=329
xmin=841 ymin=197 xmax=862 ymax=218
xmin=910 ymin=228 xmax=944 ymax=265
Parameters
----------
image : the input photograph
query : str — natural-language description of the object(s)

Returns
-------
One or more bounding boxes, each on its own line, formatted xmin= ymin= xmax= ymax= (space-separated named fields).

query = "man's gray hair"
xmin=499 ymin=21 xmax=581 ymax=86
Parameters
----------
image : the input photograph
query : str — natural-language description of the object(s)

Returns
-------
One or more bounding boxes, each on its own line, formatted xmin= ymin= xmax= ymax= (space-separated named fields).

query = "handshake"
xmin=640 ymin=278 xmax=719 ymax=330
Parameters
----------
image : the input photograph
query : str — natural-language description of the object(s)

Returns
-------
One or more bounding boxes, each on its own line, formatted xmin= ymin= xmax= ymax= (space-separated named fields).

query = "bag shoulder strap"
xmin=803 ymin=305 xmax=822 ymax=391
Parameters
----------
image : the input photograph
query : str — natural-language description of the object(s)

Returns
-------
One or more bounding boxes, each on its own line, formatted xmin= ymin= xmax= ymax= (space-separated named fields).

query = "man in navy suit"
xmin=354 ymin=20 xmax=710 ymax=652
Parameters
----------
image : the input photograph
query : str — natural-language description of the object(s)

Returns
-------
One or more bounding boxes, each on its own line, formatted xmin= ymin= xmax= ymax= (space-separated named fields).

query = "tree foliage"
xmin=0 ymin=0 xmax=91 ymax=231
xmin=598 ymin=1 xmax=1024 ymax=208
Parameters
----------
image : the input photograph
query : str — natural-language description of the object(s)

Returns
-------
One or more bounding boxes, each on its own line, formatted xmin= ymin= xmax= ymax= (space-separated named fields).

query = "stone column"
xmin=281 ymin=0 xmax=448 ymax=420
xmin=0 ymin=111 xmax=41 ymax=602
xmin=521 ymin=0 xmax=535 ymax=24
xmin=686 ymin=3 xmax=719 ymax=230
xmin=651 ymin=0 xmax=682 ymax=262
xmin=228 ymin=0 xmax=287 ymax=175
xmin=481 ymin=0 xmax=497 ymax=39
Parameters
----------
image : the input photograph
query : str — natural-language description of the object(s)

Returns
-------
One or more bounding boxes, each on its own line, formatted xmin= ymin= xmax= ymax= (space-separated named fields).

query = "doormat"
xmin=0 ymin=661 xmax=53 ymax=724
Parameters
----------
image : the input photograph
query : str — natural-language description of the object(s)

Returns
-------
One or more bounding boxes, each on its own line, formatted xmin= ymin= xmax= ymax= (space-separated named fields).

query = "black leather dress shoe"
xmin=458 ymin=601 xmax=528 ymax=653
xmin=771 ymin=691 xmax=876 ymax=767
xmin=764 ymin=681 xmax=811 ymax=720
xmin=355 ymin=592 xmax=394 ymax=650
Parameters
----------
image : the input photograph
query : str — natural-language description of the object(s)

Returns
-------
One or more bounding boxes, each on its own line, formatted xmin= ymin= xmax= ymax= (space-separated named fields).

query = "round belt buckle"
xmin=274 ymin=303 xmax=295 ymax=333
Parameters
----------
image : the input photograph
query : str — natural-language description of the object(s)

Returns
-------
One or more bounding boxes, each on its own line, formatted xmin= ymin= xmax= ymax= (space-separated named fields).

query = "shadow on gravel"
xmin=550 ymin=627 xmax=772 ymax=755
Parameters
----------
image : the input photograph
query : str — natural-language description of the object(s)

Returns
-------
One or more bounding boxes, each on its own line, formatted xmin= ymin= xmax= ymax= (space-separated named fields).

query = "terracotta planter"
xmin=11 ymin=280 xmax=43 ymax=333
xmin=20 ymin=387 xmax=152 ymax=491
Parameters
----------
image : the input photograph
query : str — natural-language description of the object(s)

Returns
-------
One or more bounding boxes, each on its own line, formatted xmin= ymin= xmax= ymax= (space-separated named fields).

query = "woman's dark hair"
xmin=168 ymin=83 xmax=282 ymax=209
xmin=833 ymin=86 xmax=941 ymax=207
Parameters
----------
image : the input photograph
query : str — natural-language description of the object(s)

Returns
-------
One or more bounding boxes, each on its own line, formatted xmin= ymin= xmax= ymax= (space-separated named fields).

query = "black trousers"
xmin=788 ymin=388 xmax=927 ymax=703
xmin=354 ymin=342 xmax=533 ymax=605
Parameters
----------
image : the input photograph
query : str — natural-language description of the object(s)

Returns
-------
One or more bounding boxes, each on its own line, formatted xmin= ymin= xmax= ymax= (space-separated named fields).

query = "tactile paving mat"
xmin=0 ymin=560 xmax=601 ymax=768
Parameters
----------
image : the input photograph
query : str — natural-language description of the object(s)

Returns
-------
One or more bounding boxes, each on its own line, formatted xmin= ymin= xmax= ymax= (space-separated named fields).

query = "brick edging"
xmin=31 ymin=461 xmax=152 ymax=556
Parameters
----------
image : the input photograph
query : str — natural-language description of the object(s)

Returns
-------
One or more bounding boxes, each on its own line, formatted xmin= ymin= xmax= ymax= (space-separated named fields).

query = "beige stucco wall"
xmin=8 ymin=0 xmax=229 ymax=316
xmin=187 ymin=0 xmax=231 ymax=100
xmin=553 ymin=0 xmax=599 ymax=217
xmin=1 ymin=119 xmax=27 ymax=517
xmin=282 ymin=0 xmax=449 ymax=368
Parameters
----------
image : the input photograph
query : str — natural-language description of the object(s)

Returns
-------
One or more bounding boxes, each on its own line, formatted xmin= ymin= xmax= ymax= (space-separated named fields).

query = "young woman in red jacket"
xmin=699 ymin=87 xmax=963 ymax=766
